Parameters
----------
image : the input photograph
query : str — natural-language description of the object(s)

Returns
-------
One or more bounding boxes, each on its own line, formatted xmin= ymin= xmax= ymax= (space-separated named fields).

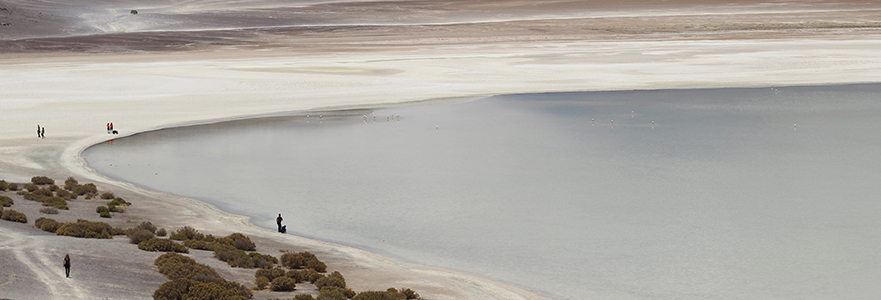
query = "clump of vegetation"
xmin=214 ymin=245 xmax=278 ymax=269
xmin=106 ymin=197 xmax=130 ymax=212
xmin=281 ymin=251 xmax=327 ymax=273
xmin=135 ymin=221 xmax=157 ymax=233
xmin=55 ymin=219 xmax=123 ymax=239
xmin=254 ymin=276 xmax=270 ymax=290
xmin=255 ymin=268 xmax=287 ymax=282
xmin=0 ymin=195 xmax=13 ymax=207
xmin=40 ymin=207 xmax=59 ymax=214
xmin=34 ymin=217 xmax=62 ymax=233
xmin=153 ymin=253 xmax=252 ymax=300
xmin=54 ymin=188 xmax=74 ymax=200
xmin=1 ymin=209 xmax=27 ymax=223
xmin=31 ymin=176 xmax=55 ymax=185
xmin=64 ymin=177 xmax=78 ymax=191
xmin=314 ymin=271 xmax=347 ymax=290
xmin=72 ymin=183 xmax=97 ymax=198
xmin=127 ymin=228 xmax=156 ymax=244
xmin=352 ymin=288 xmax=422 ymax=300
xmin=170 ymin=226 xmax=206 ymax=241
xmin=99 ymin=211 xmax=111 ymax=218
xmin=139 ymin=238 xmax=189 ymax=253
xmin=23 ymin=183 xmax=39 ymax=192
xmin=287 ymin=269 xmax=321 ymax=284
xmin=100 ymin=192 xmax=116 ymax=200
xmin=157 ymin=228 xmax=167 ymax=237
xmin=0 ymin=180 xmax=8 ymax=191
xmin=42 ymin=196 xmax=69 ymax=210
xmin=270 ymin=276 xmax=297 ymax=292
xmin=7 ymin=182 xmax=18 ymax=191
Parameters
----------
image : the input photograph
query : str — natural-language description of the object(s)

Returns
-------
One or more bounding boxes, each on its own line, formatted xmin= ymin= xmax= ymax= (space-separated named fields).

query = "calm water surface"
xmin=84 ymin=84 xmax=881 ymax=299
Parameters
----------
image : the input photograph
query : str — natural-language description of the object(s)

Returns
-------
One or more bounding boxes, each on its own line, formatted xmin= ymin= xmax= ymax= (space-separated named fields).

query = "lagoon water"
xmin=84 ymin=84 xmax=881 ymax=299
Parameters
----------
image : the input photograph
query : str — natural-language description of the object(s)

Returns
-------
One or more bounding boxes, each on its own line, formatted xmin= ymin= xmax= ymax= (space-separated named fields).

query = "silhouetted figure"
xmin=280 ymin=225 xmax=287 ymax=234
xmin=63 ymin=254 xmax=71 ymax=278
xmin=276 ymin=214 xmax=283 ymax=232
xmin=37 ymin=125 xmax=41 ymax=138
xmin=41 ymin=127 xmax=45 ymax=139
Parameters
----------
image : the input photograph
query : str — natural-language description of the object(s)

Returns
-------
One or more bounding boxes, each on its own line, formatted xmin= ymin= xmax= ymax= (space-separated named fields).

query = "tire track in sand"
xmin=0 ymin=227 xmax=88 ymax=299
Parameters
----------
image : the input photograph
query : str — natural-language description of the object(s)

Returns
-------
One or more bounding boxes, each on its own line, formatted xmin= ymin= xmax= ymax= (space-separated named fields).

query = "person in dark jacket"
xmin=63 ymin=254 xmax=71 ymax=278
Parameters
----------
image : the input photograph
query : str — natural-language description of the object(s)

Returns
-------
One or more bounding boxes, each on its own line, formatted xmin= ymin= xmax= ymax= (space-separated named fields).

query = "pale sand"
xmin=2 ymin=1 xmax=881 ymax=299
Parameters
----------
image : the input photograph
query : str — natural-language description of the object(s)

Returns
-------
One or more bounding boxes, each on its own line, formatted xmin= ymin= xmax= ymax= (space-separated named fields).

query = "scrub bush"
xmin=157 ymin=228 xmax=167 ymax=237
xmin=31 ymin=176 xmax=55 ymax=185
xmin=42 ymin=197 xmax=68 ymax=210
xmin=351 ymin=288 xmax=417 ymax=300
xmin=48 ymin=184 xmax=59 ymax=192
xmin=139 ymin=238 xmax=189 ymax=253
xmin=318 ymin=286 xmax=350 ymax=300
xmin=64 ymin=177 xmax=78 ymax=191
xmin=34 ymin=217 xmax=61 ymax=233
xmin=96 ymin=206 xmax=109 ymax=213
xmin=153 ymin=253 xmax=252 ymax=300
xmin=0 ymin=180 xmax=7 ymax=191
xmin=127 ymin=228 xmax=155 ymax=244
xmin=170 ymin=226 xmax=205 ymax=241
xmin=100 ymin=211 xmax=111 ymax=218
xmin=281 ymin=251 xmax=327 ymax=272
xmin=40 ymin=207 xmax=59 ymax=214
xmin=1 ymin=209 xmax=27 ymax=223
xmin=255 ymin=268 xmax=287 ymax=282
xmin=7 ymin=183 xmax=18 ymax=191
xmin=314 ymin=271 xmax=347 ymax=289
xmin=287 ymin=269 xmax=321 ymax=283
xmin=270 ymin=276 xmax=296 ymax=292
xmin=100 ymin=192 xmax=116 ymax=200
xmin=55 ymin=188 xmax=73 ymax=200
xmin=55 ymin=219 xmax=121 ymax=238
xmin=73 ymin=183 xmax=97 ymax=196
xmin=0 ymin=195 xmax=13 ymax=207
xmin=255 ymin=276 xmax=270 ymax=290
xmin=136 ymin=221 xmax=157 ymax=233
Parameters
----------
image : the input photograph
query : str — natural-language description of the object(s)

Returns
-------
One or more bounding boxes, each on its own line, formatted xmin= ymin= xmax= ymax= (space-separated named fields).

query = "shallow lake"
xmin=84 ymin=83 xmax=881 ymax=299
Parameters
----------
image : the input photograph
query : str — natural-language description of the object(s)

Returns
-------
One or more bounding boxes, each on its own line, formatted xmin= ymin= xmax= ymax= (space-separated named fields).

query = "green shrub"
xmin=48 ymin=184 xmax=59 ymax=192
xmin=315 ymin=271 xmax=347 ymax=289
xmin=0 ymin=180 xmax=7 ymax=191
xmin=255 ymin=267 xmax=287 ymax=282
xmin=96 ymin=206 xmax=109 ymax=213
xmin=288 ymin=269 xmax=321 ymax=283
xmin=1 ymin=209 xmax=28 ymax=223
xmin=255 ymin=276 xmax=270 ymax=290
xmin=108 ymin=197 xmax=131 ymax=206
xmin=153 ymin=253 xmax=252 ymax=300
xmin=249 ymin=252 xmax=278 ymax=269
xmin=55 ymin=219 xmax=121 ymax=239
xmin=7 ymin=182 xmax=18 ymax=191
xmin=100 ymin=192 xmax=115 ymax=199
xmin=34 ymin=217 xmax=62 ymax=233
xmin=64 ymin=177 xmax=78 ymax=191
xmin=157 ymin=228 xmax=167 ymax=237
xmin=139 ymin=238 xmax=189 ymax=253
xmin=0 ymin=195 xmax=13 ymax=207
xmin=281 ymin=251 xmax=327 ymax=272
xmin=352 ymin=288 xmax=413 ymax=300
xmin=135 ymin=221 xmax=157 ymax=233
xmin=183 ymin=239 xmax=216 ymax=251
xmin=31 ymin=176 xmax=55 ymax=185
xmin=170 ymin=226 xmax=205 ymax=241
xmin=40 ymin=207 xmax=59 ymax=214
xmin=42 ymin=196 xmax=69 ymax=210
xmin=23 ymin=183 xmax=38 ymax=192
xmin=54 ymin=188 xmax=73 ymax=199
xmin=127 ymin=228 xmax=155 ymax=244
xmin=73 ymin=183 xmax=97 ymax=196
xmin=99 ymin=211 xmax=111 ymax=218
xmin=318 ymin=287 xmax=350 ymax=300
xmin=270 ymin=276 xmax=296 ymax=291
xmin=153 ymin=278 xmax=193 ymax=300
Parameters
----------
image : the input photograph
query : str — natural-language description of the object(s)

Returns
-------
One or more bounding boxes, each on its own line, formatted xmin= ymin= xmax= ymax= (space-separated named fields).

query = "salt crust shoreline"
xmin=3 ymin=1 xmax=881 ymax=299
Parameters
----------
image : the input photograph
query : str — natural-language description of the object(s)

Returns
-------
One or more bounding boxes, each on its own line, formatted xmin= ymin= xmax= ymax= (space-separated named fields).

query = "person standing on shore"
xmin=41 ymin=127 xmax=45 ymax=139
xmin=276 ymin=214 xmax=283 ymax=232
xmin=63 ymin=254 xmax=71 ymax=278
xmin=37 ymin=125 xmax=41 ymax=138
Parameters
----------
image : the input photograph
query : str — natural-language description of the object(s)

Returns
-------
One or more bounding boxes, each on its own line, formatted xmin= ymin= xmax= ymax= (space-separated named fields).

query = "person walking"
xmin=41 ymin=127 xmax=45 ymax=139
xmin=276 ymin=214 xmax=283 ymax=232
xmin=37 ymin=125 xmax=41 ymax=138
xmin=63 ymin=254 xmax=71 ymax=278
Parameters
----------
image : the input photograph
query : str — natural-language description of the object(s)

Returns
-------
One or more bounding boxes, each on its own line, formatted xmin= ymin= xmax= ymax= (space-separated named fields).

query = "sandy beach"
xmin=3 ymin=1 xmax=881 ymax=299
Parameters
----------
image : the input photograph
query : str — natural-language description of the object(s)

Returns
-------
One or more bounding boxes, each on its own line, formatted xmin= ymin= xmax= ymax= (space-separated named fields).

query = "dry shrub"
xmin=1 ymin=209 xmax=28 ymax=223
xmin=157 ymin=228 xmax=167 ymax=237
xmin=31 ymin=176 xmax=55 ymax=185
xmin=73 ymin=183 xmax=97 ymax=196
xmin=0 ymin=195 xmax=13 ymax=207
xmin=0 ymin=180 xmax=7 ymax=191
xmin=55 ymin=188 xmax=74 ymax=200
xmin=34 ymin=217 xmax=62 ymax=233
xmin=170 ymin=226 xmax=205 ymax=241
xmin=55 ymin=219 xmax=121 ymax=238
xmin=254 ymin=276 xmax=270 ymax=290
xmin=139 ymin=238 xmax=189 ymax=253
xmin=153 ymin=253 xmax=252 ymax=300
xmin=64 ymin=177 xmax=78 ymax=191
xmin=270 ymin=276 xmax=296 ymax=292
xmin=41 ymin=197 xmax=69 ymax=210
xmin=39 ymin=207 xmax=59 ymax=214
xmin=7 ymin=183 xmax=18 ymax=191
xmin=127 ymin=228 xmax=155 ymax=244
xmin=287 ymin=269 xmax=321 ymax=283
xmin=314 ymin=271 xmax=347 ymax=289
xmin=100 ymin=192 xmax=116 ymax=199
xmin=318 ymin=286 xmax=351 ymax=300
xmin=223 ymin=232 xmax=256 ymax=251
xmin=351 ymin=288 xmax=417 ymax=300
xmin=281 ymin=251 xmax=327 ymax=272
xmin=255 ymin=268 xmax=287 ymax=282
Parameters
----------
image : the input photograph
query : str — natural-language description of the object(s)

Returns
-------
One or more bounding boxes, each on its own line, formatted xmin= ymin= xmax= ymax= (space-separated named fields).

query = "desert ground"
xmin=2 ymin=0 xmax=881 ymax=299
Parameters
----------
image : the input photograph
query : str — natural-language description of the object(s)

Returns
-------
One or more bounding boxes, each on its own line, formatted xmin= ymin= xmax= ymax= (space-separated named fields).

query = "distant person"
xmin=276 ymin=214 xmax=283 ymax=232
xmin=110 ymin=122 xmax=113 ymax=131
xmin=107 ymin=123 xmax=110 ymax=133
xmin=63 ymin=254 xmax=71 ymax=278
xmin=37 ymin=125 xmax=41 ymax=138
xmin=41 ymin=127 xmax=45 ymax=139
